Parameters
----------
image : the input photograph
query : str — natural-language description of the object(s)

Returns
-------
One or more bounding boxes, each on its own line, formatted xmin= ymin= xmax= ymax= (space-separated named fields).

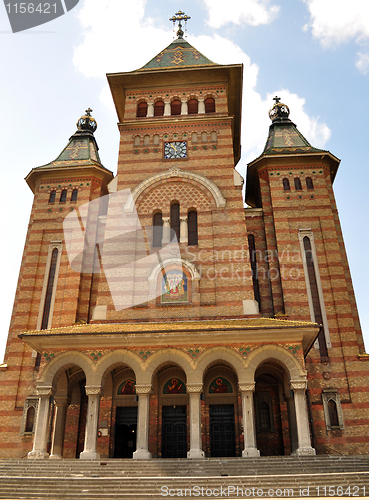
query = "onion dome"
xmin=76 ymin=108 xmax=97 ymax=133
xmin=269 ymin=97 xmax=290 ymax=123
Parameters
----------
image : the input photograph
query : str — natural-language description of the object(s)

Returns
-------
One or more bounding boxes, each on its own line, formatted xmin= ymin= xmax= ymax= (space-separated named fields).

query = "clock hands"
xmin=170 ymin=144 xmax=178 ymax=153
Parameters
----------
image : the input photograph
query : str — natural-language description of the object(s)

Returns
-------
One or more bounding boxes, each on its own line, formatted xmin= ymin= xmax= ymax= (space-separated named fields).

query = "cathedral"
xmin=1 ymin=12 xmax=369 ymax=460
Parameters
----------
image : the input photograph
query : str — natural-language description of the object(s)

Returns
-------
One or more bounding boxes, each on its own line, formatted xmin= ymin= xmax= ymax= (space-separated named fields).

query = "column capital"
xmin=85 ymin=385 xmax=102 ymax=396
xmin=162 ymin=217 xmax=170 ymax=224
xmin=238 ymin=383 xmax=255 ymax=393
xmin=187 ymin=383 xmax=203 ymax=394
xmin=290 ymin=380 xmax=307 ymax=391
xmin=36 ymin=386 xmax=55 ymax=397
xmin=135 ymin=384 xmax=152 ymax=395
xmin=180 ymin=215 xmax=188 ymax=222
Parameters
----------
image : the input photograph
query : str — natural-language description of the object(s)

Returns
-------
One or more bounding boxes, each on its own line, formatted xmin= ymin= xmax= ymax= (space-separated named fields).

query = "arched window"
xmin=153 ymin=134 xmax=160 ymax=145
xmin=143 ymin=134 xmax=150 ymax=146
xmin=134 ymin=135 xmax=141 ymax=146
xmin=154 ymin=101 xmax=164 ymax=116
xmin=328 ymin=400 xmax=339 ymax=427
xmin=283 ymin=178 xmax=290 ymax=191
xmin=201 ymin=131 xmax=207 ymax=143
xmin=306 ymin=177 xmax=314 ymax=190
xmin=59 ymin=190 xmax=67 ymax=203
xmin=248 ymin=234 xmax=260 ymax=308
xmin=170 ymin=202 xmax=180 ymax=242
xmin=48 ymin=191 xmax=56 ymax=203
xmin=136 ymin=102 xmax=148 ymax=118
xmin=171 ymin=100 xmax=181 ymax=116
xmin=211 ymin=131 xmax=217 ymax=142
xmin=188 ymin=99 xmax=198 ymax=114
xmin=260 ymin=402 xmax=271 ymax=431
xmin=71 ymin=189 xmax=78 ymax=202
xmin=205 ymin=97 xmax=215 ymax=113
xmin=25 ymin=406 xmax=35 ymax=433
xmin=41 ymin=248 xmax=59 ymax=330
xmin=188 ymin=210 xmax=198 ymax=246
xmin=153 ymin=212 xmax=163 ymax=248
xmin=294 ymin=178 xmax=302 ymax=191
xmin=191 ymin=132 xmax=198 ymax=143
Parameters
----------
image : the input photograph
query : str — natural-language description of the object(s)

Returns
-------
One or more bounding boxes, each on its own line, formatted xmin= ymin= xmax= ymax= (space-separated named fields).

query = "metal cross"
xmin=85 ymin=108 xmax=93 ymax=116
xmin=169 ymin=10 xmax=191 ymax=39
xmin=273 ymin=96 xmax=281 ymax=104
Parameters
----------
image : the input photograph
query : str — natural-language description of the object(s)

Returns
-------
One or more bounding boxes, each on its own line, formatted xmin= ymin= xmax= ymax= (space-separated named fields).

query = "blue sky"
xmin=0 ymin=0 xmax=368 ymax=360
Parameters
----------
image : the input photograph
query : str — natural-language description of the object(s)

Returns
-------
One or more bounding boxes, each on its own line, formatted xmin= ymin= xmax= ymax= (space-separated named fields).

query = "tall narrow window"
xmin=49 ymin=191 xmax=56 ymax=203
xmin=294 ymin=178 xmax=302 ymax=191
xmin=303 ymin=236 xmax=328 ymax=358
xmin=154 ymin=101 xmax=164 ymax=116
xmin=171 ymin=100 xmax=181 ymax=116
xmin=25 ymin=406 xmax=35 ymax=433
xmin=306 ymin=177 xmax=314 ymax=190
xmin=41 ymin=248 xmax=59 ymax=330
xmin=283 ymin=178 xmax=290 ymax=191
xmin=144 ymin=134 xmax=150 ymax=146
xmin=60 ymin=190 xmax=67 ymax=203
xmin=248 ymin=234 xmax=261 ymax=308
xmin=260 ymin=402 xmax=271 ymax=431
xmin=205 ymin=97 xmax=215 ymax=113
xmin=188 ymin=99 xmax=198 ymax=114
xmin=188 ymin=210 xmax=198 ymax=246
xmin=134 ymin=135 xmax=141 ymax=146
xmin=328 ymin=400 xmax=339 ymax=427
xmin=153 ymin=212 xmax=163 ymax=248
xmin=211 ymin=131 xmax=217 ymax=142
xmin=170 ymin=203 xmax=180 ymax=242
xmin=191 ymin=132 xmax=198 ymax=143
xmin=153 ymin=134 xmax=160 ymax=145
xmin=201 ymin=132 xmax=207 ymax=143
xmin=136 ymin=102 xmax=148 ymax=118
xmin=71 ymin=189 xmax=78 ymax=202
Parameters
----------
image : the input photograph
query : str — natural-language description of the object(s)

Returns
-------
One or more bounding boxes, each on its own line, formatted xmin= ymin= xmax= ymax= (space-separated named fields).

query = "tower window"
xmin=188 ymin=210 xmax=198 ymax=246
xmin=144 ymin=134 xmax=150 ymax=146
xmin=205 ymin=97 xmax=215 ymax=113
xmin=154 ymin=101 xmax=164 ymax=117
xmin=211 ymin=131 xmax=217 ymax=142
xmin=294 ymin=178 xmax=302 ymax=191
xmin=134 ymin=135 xmax=141 ymax=146
xmin=282 ymin=178 xmax=290 ymax=191
xmin=191 ymin=132 xmax=198 ymax=143
xmin=201 ymin=132 xmax=207 ymax=143
xmin=153 ymin=212 xmax=163 ymax=248
xmin=41 ymin=248 xmax=59 ymax=330
xmin=71 ymin=189 xmax=78 ymax=202
xmin=60 ymin=190 xmax=67 ymax=203
xmin=136 ymin=102 xmax=148 ymax=118
xmin=153 ymin=134 xmax=160 ymax=145
xmin=306 ymin=177 xmax=314 ymax=190
xmin=188 ymin=99 xmax=198 ymax=115
xmin=171 ymin=100 xmax=181 ymax=116
xmin=170 ymin=202 xmax=180 ymax=242
xmin=48 ymin=191 xmax=56 ymax=203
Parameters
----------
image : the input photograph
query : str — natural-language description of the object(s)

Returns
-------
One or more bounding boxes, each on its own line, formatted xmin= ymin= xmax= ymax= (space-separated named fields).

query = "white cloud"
xmin=203 ymin=0 xmax=280 ymax=28
xmin=303 ymin=0 xmax=369 ymax=47
xmin=356 ymin=52 xmax=369 ymax=74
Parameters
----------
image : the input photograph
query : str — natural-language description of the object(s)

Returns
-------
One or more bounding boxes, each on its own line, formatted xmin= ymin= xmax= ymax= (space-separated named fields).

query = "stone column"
xmin=239 ymin=384 xmax=260 ymax=457
xmin=187 ymin=383 xmax=205 ymax=459
xmin=50 ymin=396 xmax=70 ymax=459
xmin=286 ymin=395 xmax=298 ymax=454
xmin=164 ymin=100 xmax=171 ymax=116
xmin=133 ymin=384 xmax=152 ymax=459
xmin=180 ymin=216 xmax=188 ymax=244
xmin=147 ymin=102 xmax=154 ymax=117
xmin=80 ymin=386 xmax=101 ymax=460
xmin=181 ymin=99 xmax=188 ymax=115
xmin=198 ymin=98 xmax=205 ymax=114
xmin=162 ymin=217 xmax=171 ymax=244
xmin=291 ymin=380 xmax=316 ymax=456
xmin=28 ymin=386 xmax=54 ymax=459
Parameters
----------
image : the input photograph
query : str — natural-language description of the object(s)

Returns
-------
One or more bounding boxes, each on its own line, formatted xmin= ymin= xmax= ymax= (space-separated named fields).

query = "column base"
xmin=187 ymin=449 xmax=205 ymax=459
xmin=242 ymin=447 xmax=260 ymax=458
xmin=294 ymin=447 xmax=316 ymax=456
xmin=79 ymin=450 xmax=100 ymax=460
xmin=133 ymin=449 xmax=152 ymax=460
xmin=27 ymin=450 xmax=49 ymax=459
xmin=49 ymin=454 xmax=63 ymax=460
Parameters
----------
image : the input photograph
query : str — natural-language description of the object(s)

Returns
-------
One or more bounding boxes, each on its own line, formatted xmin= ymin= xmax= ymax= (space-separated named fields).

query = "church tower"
xmin=0 ymin=12 xmax=368 ymax=460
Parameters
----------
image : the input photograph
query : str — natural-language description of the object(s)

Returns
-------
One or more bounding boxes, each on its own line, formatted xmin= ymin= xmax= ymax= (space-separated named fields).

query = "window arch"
xmin=153 ymin=134 xmax=160 ymax=145
xmin=201 ymin=131 xmax=207 ymax=143
xmin=282 ymin=178 xmax=290 ymax=191
xmin=143 ymin=134 xmax=150 ymax=146
xmin=153 ymin=212 xmax=163 ymax=248
xmin=59 ymin=190 xmax=67 ymax=203
xmin=134 ymin=135 xmax=141 ymax=147
xmin=25 ymin=406 xmax=35 ymax=433
xmin=136 ymin=102 xmax=148 ymax=118
xmin=306 ymin=177 xmax=314 ymax=190
xmin=48 ymin=191 xmax=56 ymax=203
xmin=154 ymin=101 xmax=164 ymax=117
xmin=294 ymin=178 xmax=302 ymax=191
xmin=188 ymin=99 xmax=198 ymax=115
xmin=191 ymin=132 xmax=198 ymax=143
xmin=188 ymin=210 xmax=198 ymax=246
xmin=205 ymin=97 xmax=215 ymax=113
xmin=170 ymin=202 xmax=180 ymax=242
xmin=41 ymin=248 xmax=59 ymax=330
xmin=171 ymin=99 xmax=181 ymax=116
xmin=71 ymin=189 xmax=78 ymax=202
xmin=211 ymin=131 xmax=217 ymax=142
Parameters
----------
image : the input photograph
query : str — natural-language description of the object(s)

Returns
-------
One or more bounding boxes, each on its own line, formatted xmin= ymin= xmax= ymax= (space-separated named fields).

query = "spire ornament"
xmin=76 ymin=108 xmax=97 ymax=133
xmin=269 ymin=96 xmax=290 ymax=122
xmin=170 ymin=10 xmax=191 ymax=39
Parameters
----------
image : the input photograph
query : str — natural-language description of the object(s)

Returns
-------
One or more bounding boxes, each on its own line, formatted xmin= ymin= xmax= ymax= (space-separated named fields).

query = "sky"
xmin=0 ymin=0 xmax=369 ymax=361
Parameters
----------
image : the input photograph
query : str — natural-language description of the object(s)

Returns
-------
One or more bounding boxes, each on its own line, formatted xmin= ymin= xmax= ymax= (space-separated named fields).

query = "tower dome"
xmin=76 ymin=108 xmax=97 ymax=133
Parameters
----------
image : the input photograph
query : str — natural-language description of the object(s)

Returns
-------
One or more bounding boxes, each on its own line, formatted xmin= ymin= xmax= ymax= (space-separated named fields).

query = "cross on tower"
xmin=169 ymin=10 xmax=191 ymax=39
xmin=273 ymin=96 xmax=281 ymax=104
xmin=85 ymin=108 xmax=93 ymax=116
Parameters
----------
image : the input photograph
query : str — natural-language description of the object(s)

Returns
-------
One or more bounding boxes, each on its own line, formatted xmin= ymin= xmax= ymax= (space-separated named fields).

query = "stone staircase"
xmin=0 ymin=455 xmax=368 ymax=499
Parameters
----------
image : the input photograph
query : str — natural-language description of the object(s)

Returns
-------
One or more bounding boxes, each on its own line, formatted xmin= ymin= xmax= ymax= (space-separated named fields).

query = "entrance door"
xmin=162 ymin=406 xmax=187 ymax=458
xmin=210 ymin=405 xmax=236 ymax=457
xmin=114 ymin=407 xmax=137 ymax=458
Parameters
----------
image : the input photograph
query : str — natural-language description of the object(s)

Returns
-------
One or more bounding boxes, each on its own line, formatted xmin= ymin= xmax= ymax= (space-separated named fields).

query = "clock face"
xmin=164 ymin=141 xmax=187 ymax=159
